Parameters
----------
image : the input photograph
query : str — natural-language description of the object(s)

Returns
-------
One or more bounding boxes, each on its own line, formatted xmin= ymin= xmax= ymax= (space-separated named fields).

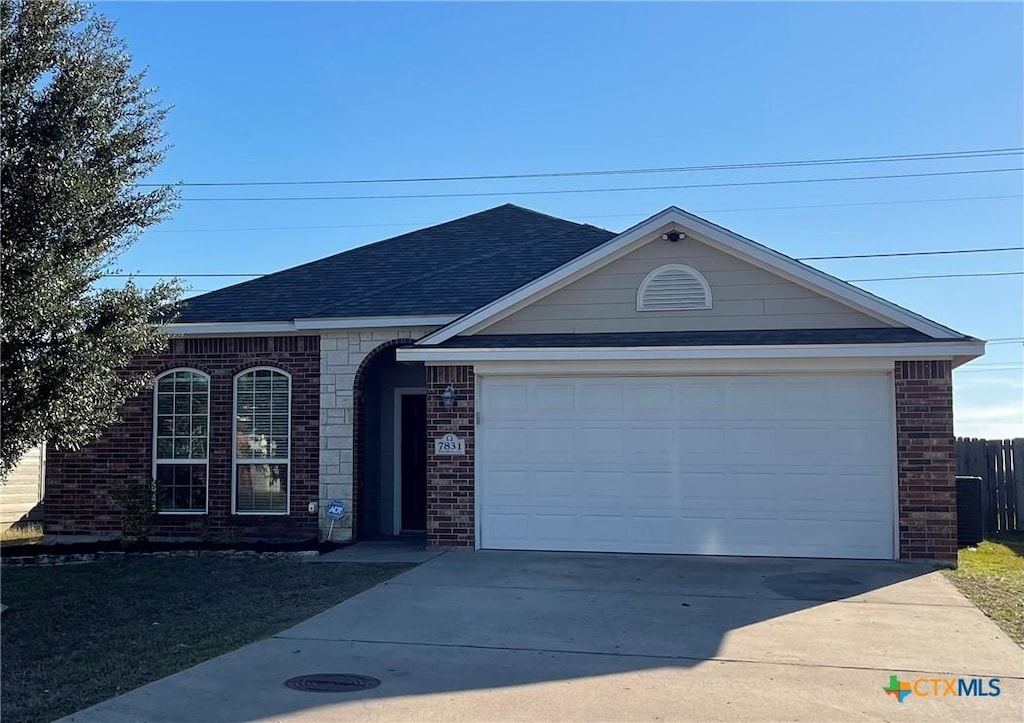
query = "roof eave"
xmin=397 ymin=339 xmax=986 ymax=366
xmin=161 ymin=315 xmax=459 ymax=336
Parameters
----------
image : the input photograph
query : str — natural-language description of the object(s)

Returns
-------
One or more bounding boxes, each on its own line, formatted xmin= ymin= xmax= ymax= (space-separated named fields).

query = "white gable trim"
xmin=416 ymin=207 xmax=962 ymax=345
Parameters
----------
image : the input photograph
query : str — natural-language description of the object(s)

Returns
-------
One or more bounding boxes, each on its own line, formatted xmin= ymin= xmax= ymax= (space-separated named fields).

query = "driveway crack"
xmin=270 ymin=634 xmax=1024 ymax=680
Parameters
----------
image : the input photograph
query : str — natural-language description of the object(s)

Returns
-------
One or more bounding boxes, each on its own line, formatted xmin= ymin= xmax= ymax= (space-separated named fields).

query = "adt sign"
xmin=326 ymin=500 xmax=346 ymax=520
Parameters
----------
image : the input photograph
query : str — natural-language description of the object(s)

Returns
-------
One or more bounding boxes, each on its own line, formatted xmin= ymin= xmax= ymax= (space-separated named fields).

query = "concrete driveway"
xmin=66 ymin=551 xmax=1022 ymax=722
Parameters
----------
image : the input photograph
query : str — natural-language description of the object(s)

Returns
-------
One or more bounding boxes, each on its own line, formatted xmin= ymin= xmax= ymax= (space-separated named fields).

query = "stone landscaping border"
xmin=1 ymin=549 xmax=320 ymax=567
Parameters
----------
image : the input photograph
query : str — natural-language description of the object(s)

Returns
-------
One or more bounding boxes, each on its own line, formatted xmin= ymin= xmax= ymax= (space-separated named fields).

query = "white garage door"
xmin=479 ymin=374 xmax=895 ymax=559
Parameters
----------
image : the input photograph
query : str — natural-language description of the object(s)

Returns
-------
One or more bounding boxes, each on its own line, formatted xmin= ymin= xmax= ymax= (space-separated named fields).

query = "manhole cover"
xmin=284 ymin=674 xmax=381 ymax=693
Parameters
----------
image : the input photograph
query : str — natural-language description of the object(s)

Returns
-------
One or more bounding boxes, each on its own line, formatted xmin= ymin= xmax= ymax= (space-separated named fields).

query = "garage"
xmin=478 ymin=374 xmax=896 ymax=559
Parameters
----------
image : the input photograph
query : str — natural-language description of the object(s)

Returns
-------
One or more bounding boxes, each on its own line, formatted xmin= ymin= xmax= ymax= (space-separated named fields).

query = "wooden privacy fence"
xmin=955 ymin=437 xmax=1024 ymax=536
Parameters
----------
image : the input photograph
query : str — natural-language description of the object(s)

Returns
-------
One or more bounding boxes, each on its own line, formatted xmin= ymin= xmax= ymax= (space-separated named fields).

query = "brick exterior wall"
xmin=895 ymin=360 xmax=956 ymax=563
xmin=44 ymin=336 xmax=320 ymax=541
xmin=425 ymin=365 xmax=475 ymax=547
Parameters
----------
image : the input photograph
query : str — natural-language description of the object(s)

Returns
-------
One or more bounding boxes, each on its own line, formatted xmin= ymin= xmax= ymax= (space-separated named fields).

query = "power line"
xmin=801 ymin=246 xmax=1022 ymax=261
xmin=110 ymin=273 xmax=254 ymax=278
xmin=145 ymin=194 xmax=1024 ymax=235
xmin=954 ymin=366 xmax=1024 ymax=374
xmin=101 ymin=247 xmax=1024 ymax=279
xmin=178 ymin=167 xmax=1024 ymax=203
xmin=592 ymin=194 xmax=1024 ymax=219
xmin=119 ymin=270 xmax=1024 ymax=283
xmin=849 ymin=271 xmax=1023 ymax=282
xmin=139 ymin=147 xmax=1024 ymax=188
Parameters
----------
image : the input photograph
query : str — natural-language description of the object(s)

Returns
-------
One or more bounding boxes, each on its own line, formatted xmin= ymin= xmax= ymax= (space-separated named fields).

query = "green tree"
xmin=1 ymin=0 xmax=180 ymax=475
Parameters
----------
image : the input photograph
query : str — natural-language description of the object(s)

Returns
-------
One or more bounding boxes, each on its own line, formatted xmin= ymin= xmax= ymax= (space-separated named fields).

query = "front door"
xmin=400 ymin=394 xmax=427 ymax=531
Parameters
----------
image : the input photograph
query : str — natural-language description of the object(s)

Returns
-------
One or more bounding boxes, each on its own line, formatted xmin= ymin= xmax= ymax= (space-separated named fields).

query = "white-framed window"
xmin=233 ymin=367 xmax=290 ymax=515
xmin=153 ymin=369 xmax=209 ymax=514
xmin=636 ymin=264 xmax=712 ymax=311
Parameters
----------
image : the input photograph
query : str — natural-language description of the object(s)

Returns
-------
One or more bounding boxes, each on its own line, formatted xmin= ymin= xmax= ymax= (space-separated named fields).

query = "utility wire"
xmin=954 ymin=366 xmax=1024 ymax=373
xmin=101 ymin=247 xmax=1024 ymax=279
xmin=145 ymin=194 xmax=1024 ymax=235
xmin=139 ymin=147 xmax=1024 ymax=187
xmin=802 ymin=246 xmax=1023 ymax=261
xmin=178 ymin=167 xmax=1024 ymax=202
xmin=112 ymin=270 xmax=1024 ymax=282
xmin=849 ymin=271 xmax=1023 ymax=282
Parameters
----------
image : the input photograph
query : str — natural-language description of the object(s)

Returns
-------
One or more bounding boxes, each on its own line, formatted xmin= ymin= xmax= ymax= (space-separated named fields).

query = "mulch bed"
xmin=0 ymin=536 xmax=348 ymax=558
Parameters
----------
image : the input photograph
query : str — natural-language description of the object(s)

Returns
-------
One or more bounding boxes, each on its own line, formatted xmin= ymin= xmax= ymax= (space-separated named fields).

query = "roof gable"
xmin=479 ymin=229 xmax=891 ymax=335
xmin=417 ymin=207 xmax=965 ymax=344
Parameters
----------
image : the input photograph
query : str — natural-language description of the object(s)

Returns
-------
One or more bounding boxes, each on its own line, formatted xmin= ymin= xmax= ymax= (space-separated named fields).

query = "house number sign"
xmin=434 ymin=433 xmax=466 ymax=455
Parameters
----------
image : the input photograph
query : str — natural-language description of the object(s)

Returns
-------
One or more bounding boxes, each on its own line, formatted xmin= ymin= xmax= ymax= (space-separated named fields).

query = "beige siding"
xmin=1 ymin=445 xmax=43 ymax=529
xmin=480 ymin=232 xmax=891 ymax=335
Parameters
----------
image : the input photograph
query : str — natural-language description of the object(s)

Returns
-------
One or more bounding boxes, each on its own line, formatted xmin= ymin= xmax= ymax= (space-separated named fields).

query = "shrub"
xmin=111 ymin=478 xmax=155 ymax=548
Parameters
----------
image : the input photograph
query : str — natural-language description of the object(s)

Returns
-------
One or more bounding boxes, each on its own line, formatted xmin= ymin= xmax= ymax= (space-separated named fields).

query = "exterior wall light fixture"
xmin=441 ymin=384 xmax=457 ymax=410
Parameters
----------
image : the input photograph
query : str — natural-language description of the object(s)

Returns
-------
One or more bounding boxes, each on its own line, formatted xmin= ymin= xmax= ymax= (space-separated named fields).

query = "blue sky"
xmin=99 ymin=1 xmax=1022 ymax=437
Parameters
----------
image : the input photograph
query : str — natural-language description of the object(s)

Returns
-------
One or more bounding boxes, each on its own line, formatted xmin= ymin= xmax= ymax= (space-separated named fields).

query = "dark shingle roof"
xmin=173 ymin=205 xmax=616 ymax=323
xmin=439 ymin=328 xmax=973 ymax=348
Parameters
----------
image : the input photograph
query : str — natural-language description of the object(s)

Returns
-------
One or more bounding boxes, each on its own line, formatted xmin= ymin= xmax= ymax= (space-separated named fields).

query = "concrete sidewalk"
xmin=64 ymin=552 xmax=1024 ymax=722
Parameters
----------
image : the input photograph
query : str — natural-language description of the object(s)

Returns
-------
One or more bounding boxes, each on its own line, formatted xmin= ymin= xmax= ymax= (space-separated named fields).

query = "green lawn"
xmin=945 ymin=539 xmax=1024 ymax=646
xmin=0 ymin=556 xmax=412 ymax=723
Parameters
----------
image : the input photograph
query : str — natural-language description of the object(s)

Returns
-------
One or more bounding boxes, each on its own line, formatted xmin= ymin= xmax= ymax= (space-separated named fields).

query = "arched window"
xmin=153 ymin=369 xmax=209 ymax=513
xmin=233 ymin=368 xmax=290 ymax=515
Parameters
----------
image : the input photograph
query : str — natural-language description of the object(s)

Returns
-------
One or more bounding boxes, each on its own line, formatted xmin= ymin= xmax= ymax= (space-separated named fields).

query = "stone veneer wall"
xmin=317 ymin=327 xmax=436 ymax=540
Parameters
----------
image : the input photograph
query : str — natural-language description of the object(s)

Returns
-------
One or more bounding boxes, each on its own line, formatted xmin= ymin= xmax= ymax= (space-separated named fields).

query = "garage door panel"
xmin=728 ymin=425 xmax=779 ymax=456
xmin=580 ymin=426 xmax=624 ymax=455
xmin=530 ymin=426 xmax=575 ymax=458
xmin=674 ymin=382 xmax=725 ymax=418
xmin=531 ymin=514 xmax=577 ymax=545
xmin=629 ymin=472 xmax=677 ymax=504
xmin=777 ymin=426 xmax=832 ymax=459
xmin=731 ymin=472 xmax=778 ymax=502
xmin=727 ymin=382 xmax=778 ymax=418
xmin=485 ymin=425 xmax=528 ymax=457
xmin=532 ymin=383 xmax=575 ymax=413
xmin=628 ymin=384 xmax=676 ymax=419
xmin=838 ymin=425 xmax=893 ymax=457
xmin=580 ymin=383 xmax=624 ymax=412
xmin=484 ymin=469 xmax=531 ymax=500
xmin=486 ymin=383 xmax=530 ymax=419
xmin=480 ymin=374 xmax=895 ymax=559
xmin=534 ymin=470 xmax=578 ymax=501
xmin=674 ymin=426 xmax=727 ymax=456
xmin=626 ymin=426 xmax=675 ymax=456
xmin=484 ymin=512 xmax=530 ymax=547
xmin=577 ymin=514 xmax=628 ymax=544
xmin=586 ymin=472 xmax=629 ymax=504
xmin=677 ymin=471 xmax=728 ymax=501
xmin=778 ymin=383 xmax=827 ymax=418
xmin=830 ymin=379 xmax=891 ymax=419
